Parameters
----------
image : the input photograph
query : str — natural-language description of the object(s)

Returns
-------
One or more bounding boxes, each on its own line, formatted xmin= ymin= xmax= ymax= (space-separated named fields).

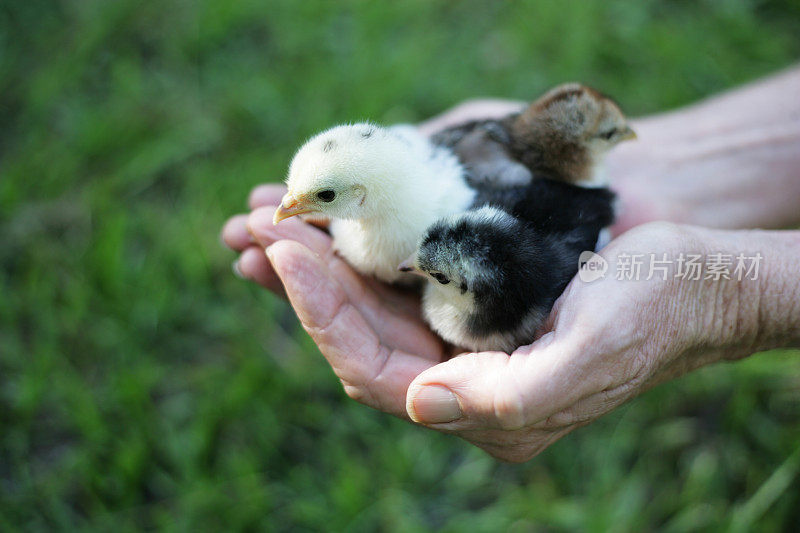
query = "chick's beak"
xmin=273 ymin=193 xmax=314 ymax=225
xmin=620 ymin=126 xmax=637 ymax=141
xmin=397 ymin=255 xmax=426 ymax=277
xmin=397 ymin=259 xmax=415 ymax=272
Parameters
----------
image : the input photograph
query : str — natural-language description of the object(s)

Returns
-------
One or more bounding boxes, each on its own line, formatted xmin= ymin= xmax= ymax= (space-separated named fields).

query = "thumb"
xmin=406 ymin=337 xmax=595 ymax=431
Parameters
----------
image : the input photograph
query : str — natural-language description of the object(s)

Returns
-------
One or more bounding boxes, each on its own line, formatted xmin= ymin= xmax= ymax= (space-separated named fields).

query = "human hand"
xmin=606 ymin=66 xmax=800 ymax=234
xmin=223 ymin=194 xmax=789 ymax=462
xmin=221 ymin=89 xmax=800 ymax=461
xmin=396 ymin=223 xmax=798 ymax=462
xmin=223 ymin=184 xmax=452 ymax=418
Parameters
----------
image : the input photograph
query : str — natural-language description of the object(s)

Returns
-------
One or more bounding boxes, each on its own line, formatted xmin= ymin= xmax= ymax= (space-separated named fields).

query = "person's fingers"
xmin=234 ymin=206 xmax=332 ymax=298
xmin=405 ymin=336 xmax=609 ymax=431
xmin=223 ymin=183 xmax=286 ymax=252
xmin=247 ymin=206 xmax=332 ymax=254
xmin=250 ymin=206 xmax=426 ymax=323
xmin=250 ymin=206 xmax=432 ymax=329
xmin=222 ymin=214 xmax=255 ymax=251
xmin=236 ymin=246 xmax=286 ymax=296
xmin=417 ymin=99 xmax=526 ymax=137
xmin=248 ymin=184 xmax=287 ymax=209
xmin=267 ymin=238 xmax=444 ymax=359
xmin=267 ymin=240 xmax=442 ymax=417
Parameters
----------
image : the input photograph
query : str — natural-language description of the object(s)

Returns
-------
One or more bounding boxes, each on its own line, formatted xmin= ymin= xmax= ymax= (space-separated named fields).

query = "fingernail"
xmin=412 ymin=386 xmax=462 ymax=424
xmin=265 ymin=245 xmax=275 ymax=262
xmin=232 ymin=260 xmax=246 ymax=279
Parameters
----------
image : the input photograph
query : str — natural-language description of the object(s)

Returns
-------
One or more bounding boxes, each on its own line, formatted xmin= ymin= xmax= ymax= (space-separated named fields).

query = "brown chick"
xmin=431 ymin=83 xmax=636 ymax=188
xmin=507 ymin=83 xmax=636 ymax=185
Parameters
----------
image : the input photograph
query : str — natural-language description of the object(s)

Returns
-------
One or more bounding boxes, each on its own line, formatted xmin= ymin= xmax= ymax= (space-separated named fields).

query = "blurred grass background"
xmin=2 ymin=0 xmax=800 ymax=530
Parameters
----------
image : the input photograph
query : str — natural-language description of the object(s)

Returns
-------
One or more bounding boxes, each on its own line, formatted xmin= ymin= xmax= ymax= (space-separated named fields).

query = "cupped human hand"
xmin=223 ymin=193 xmax=753 ymax=462
xmin=402 ymin=223 xmax=755 ymax=462
xmin=223 ymin=184 xmax=451 ymax=417
xmin=221 ymin=83 xmax=800 ymax=461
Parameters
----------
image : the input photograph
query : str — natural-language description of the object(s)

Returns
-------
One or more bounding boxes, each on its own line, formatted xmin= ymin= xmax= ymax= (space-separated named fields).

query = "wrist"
xmin=611 ymin=224 xmax=799 ymax=369
xmin=608 ymin=74 xmax=800 ymax=233
xmin=740 ymin=229 xmax=800 ymax=352
xmin=683 ymin=227 xmax=800 ymax=358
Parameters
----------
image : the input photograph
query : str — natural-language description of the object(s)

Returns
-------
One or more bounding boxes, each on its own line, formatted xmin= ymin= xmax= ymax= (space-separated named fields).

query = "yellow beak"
xmin=397 ymin=259 xmax=415 ymax=272
xmin=273 ymin=193 xmax=314 ymax=225
xmin=397 ymin=255 xmax=426 ymax=277
xmin=620 ymin=126 xmax=637 ymax=141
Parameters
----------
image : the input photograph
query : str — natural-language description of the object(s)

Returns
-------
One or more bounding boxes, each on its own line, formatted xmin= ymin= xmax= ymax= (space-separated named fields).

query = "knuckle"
xmin=634 ymin=221 xmax=684 ymax=240
xmin=625 ymin=221 xmax=697 ymax=255
xmin=341 ymin=381 xmax=365 ymax=402
xmin=625 ymin=351 xmax=652 ymax=383
xmin=341 ymin=379 xmax=381 ymax=411
xmin=492 ymin=384 xmax=527 ymax=430
xmin=540 ymin=410 xmax=576 ymax=429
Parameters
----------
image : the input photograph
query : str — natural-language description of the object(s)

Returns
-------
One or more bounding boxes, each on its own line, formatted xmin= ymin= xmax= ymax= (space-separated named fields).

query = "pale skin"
xmin=222 ymin=66 xmax=800 ymax=462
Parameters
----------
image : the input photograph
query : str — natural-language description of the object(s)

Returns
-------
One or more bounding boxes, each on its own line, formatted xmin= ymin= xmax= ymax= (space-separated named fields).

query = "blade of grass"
xmin=729 ymin=445 xmax=800 ymax=533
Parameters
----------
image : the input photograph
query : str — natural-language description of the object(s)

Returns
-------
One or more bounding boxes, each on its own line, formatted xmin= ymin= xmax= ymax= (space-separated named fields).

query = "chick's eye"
xmin=600 ymin=129 xmax=616 ymax=140
xmin=432 ymin=272 xmax=449 ymax=285
xmin=316 ymin=189 xmax=336 ymax=202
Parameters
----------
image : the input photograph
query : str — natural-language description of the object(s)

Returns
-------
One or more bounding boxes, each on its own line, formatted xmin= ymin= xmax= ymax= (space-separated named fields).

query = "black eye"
xmin=431 ymin=272 xmax=450 ymax=285
xmin=316 ymin=189 xmax=336 ymax=202
xmin=600 ymin=129 xmax=616 ymax=140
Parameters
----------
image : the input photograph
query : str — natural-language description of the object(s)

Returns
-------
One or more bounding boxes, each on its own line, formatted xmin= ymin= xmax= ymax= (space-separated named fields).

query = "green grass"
xmin=2 ymin=0 xmax=800 ymax=530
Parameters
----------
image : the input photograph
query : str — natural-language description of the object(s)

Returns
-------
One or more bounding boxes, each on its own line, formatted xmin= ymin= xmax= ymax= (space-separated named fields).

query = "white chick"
xmin=273 ymin=123 xmax=476 ymax=284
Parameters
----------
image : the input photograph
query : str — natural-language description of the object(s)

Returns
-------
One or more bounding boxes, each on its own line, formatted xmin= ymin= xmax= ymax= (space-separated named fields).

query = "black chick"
xmin=401 ymin=179 xmax=615 ymax=353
